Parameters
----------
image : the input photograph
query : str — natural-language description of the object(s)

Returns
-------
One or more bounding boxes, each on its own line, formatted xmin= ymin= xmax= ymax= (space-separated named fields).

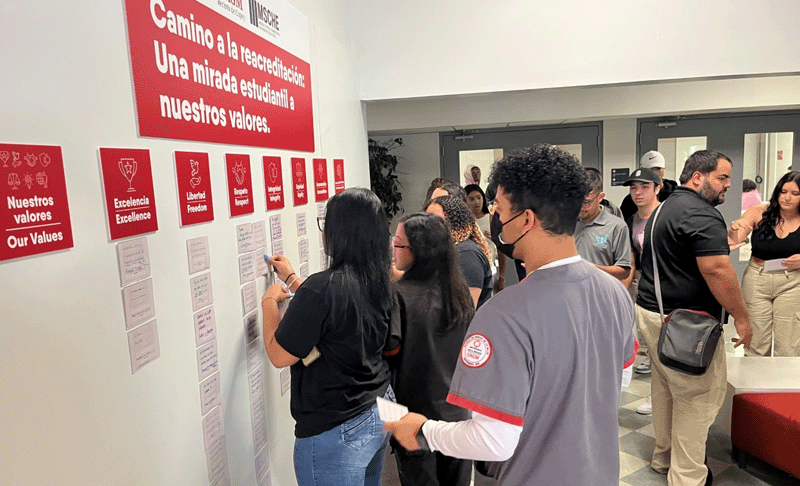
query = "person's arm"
xmin=620 ymin=252 xmax=636 ymax=288
xmin=696 ymin=255 xmax=753 ymax=348
xmin=728 ymin=204 xmax=765 ymax=245
xmin=261 ymin=284 xmax=300 ymax=368
xmin=783 ymin=254 xmax=800 ymax=271
xmin=594 ymin=264 xmax=631 ymax=281
xmin=384 ymin=411 xmax=522 ymax=462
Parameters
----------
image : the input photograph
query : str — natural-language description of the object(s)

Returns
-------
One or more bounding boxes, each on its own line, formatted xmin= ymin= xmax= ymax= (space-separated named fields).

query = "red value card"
xmin=175 ymin=151 xmax=214 ymax=226
xmin=333 ymin=158 xmax=345 ymax=194
xmin=291 ymin=157 xmax=308 ymax=206
xmin=313 ymin=158 xmax=328 ymax=202
xmin=1 ymin=143 xmax=74 ymax=261
xmin=262 ymin=156 xmax=284 ymax=211
xmin=99 ymin=148 xmax=158 ymax=240
xmin=225 ymin=154 xmax=254 ymax=217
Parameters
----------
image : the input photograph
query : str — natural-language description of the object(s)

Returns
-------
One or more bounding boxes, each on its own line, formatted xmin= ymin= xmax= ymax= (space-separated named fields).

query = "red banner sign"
xmin=1 ymin=143 xmax=74 ymax=262
xmin=262 ymin=156 xmax=284 ymax=211
xmin=291 ymin=157 xmax=308 ymax=206
xmin=123 ymin=0 xmax=314 ymax=151
xmin=175 ymin=151 xmax=214 ymax=226
xmin=225 ymin=154 xmax=254 ymax=217
xmin=333 ymin=158 xmax=345 ymax=194
xmin=100 ymin=148 xmax=159 ymax=241
xmin=313 ymin=158 xmax=328 ymax=202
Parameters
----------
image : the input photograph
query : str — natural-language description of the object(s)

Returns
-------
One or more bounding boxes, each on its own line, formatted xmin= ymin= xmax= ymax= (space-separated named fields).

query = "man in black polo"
xmin=636 ymin=150 xmax=752 ymax=486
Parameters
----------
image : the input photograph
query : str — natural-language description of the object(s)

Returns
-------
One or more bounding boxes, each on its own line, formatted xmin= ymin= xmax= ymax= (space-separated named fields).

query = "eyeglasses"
xmin=582 ymin=193 xmax=600 ymax=207
xmin=392 ymin=236 xmax=409 ymax=249
xmin=316 ymin=216 xmax=325 ymax=232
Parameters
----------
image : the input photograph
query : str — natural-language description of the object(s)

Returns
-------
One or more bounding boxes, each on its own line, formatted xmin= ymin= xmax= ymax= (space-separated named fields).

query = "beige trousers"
xmin=635 ymin=305 xmax=727 ymax=486
xmin=741 ymin=261 xmax=800 ymax=357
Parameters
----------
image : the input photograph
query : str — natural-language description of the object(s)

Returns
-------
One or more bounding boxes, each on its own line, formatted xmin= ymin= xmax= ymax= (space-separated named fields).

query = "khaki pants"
xmin=741 ymin=262 xmax=800 ymax=357
xmin=635 ymin=305 xmax=727 ymax=486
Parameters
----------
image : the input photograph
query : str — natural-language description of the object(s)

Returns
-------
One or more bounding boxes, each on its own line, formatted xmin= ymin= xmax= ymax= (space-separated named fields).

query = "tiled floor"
xmin=381 ymin=353 xmax=800 ymax=485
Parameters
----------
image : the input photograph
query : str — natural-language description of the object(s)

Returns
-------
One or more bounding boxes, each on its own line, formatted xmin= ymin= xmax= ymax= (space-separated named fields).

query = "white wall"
xmin=352 ymin=0 xmax=800 ymax=101
xmin=0 ymin=1 xmax=366 ymax=485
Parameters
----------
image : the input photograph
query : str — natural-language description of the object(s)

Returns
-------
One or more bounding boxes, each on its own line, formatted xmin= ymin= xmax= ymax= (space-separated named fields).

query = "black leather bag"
xmin=650 ymin=204 xmax=724 ymax=376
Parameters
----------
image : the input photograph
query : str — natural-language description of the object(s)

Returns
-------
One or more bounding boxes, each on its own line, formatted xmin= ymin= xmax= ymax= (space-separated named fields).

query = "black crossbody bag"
xmin=650 ymin=203 xmax=724 ymax=376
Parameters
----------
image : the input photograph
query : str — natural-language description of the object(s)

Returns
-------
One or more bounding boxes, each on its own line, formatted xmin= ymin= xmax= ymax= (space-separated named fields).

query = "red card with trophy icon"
xmin=291 ymin=157 xmax=308 ymax=206
xmin=175 ymin=151 xmax=214 ymax=226
xmin=313 ymin=158 xmax=328 ymax=202
xmin=99 ymin=147 xmax=158 ymax=240
xmin=262 ymin=156 xmax=284 ymax=211
xmin=225 ymin=154 xmax=254 ymax=217
xmin=1 ymin=143 xmax=74 ymax=261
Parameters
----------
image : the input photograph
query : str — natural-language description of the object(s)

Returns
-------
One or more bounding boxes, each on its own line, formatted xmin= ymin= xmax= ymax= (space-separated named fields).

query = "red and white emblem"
xmin=461 ymin=334 xmax=492 ymax=368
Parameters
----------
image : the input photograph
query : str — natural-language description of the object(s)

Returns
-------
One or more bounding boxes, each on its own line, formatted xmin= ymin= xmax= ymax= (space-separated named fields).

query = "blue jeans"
xmin=294 ymin=387 xmax=393 ymax=486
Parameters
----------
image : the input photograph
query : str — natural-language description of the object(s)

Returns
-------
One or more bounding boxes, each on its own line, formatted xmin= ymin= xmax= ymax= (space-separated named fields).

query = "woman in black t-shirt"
xmin=261 ymin=188 xmax=394 ymax=486
xmin=729 ymin=171 xmax=800 ymax=356
xmin=387 ymin=212 xmax=475 ymax=486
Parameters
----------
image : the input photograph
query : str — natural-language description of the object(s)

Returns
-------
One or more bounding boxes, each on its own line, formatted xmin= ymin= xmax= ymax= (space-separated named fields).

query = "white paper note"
xmin=255 ymin=444 xmax=270 ymax=483
xmin=246 ymin=336 xmax=263 ymax=374
xmin=269 ymin=214 xmax=282 ymax=241
xmin=242 ymin=282 xmax=257 ymax=315
xmin=191 ymin=272 xmax=214 ymax=311
xmin=248 ymin=368 xmax=263 ymax=404
xmin=122 ymin=278 xmax=156 ymax=330
xmin=239 ymin=252 xmax=257 ymax=284
xmin=202 ymin=405 xmax=225 ymax=451
xmin=194 ymin=306 xmax=217 ymax=347
xmin=117 ymin=237 xmax=151 ymax=285
xmin=127 ymin=319 xmax=160 ymax=374
xmin=205 ymin=435 xmax=228 ymax=482
xmin=254 ymin=247 xmax=269 ymax=276
xmin=376 ymin=396 xmax=409 ymax=422
xmin=236 ymin=223 xmax=255 ymax=254
xmin=251 ymin=392 xmax=268 ymax=453
xmin=764 ymin=258 xmax=788 ymax=271
xmin=197 ymin=339 xmax=219 ymax=381
xmin=271 ymin=239 xmax=283 ymax=256
xmin=296 ymin=212 xmax=307 ymax=236
xmin=200 ymin=372 xmax=222 ymax=415
xmin=299 ymin=262 xmax=309 ymax=279
xmin=187 ymin=236 xmax=210 ymax=274
xmin=244 ymin=311 xmax=259 ymax=343
xmin=298 ymin=238 xmax=309 ymax=263
xmin=253 ymin=220 xmax=267 ymax=248
xmin=280 ymin=367 xmax=291 ymax=396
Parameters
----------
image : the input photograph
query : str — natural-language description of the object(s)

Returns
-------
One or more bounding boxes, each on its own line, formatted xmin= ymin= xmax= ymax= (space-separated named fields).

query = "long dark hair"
xmin=399 ymin=213 xmax=474 ymax=332
xmin=464 ymin=184 xmax=489 ymax=216
xmin=755 ymin=171 xmax=800 ymax=239
xmin=324 ymin=187 xmax=392 ymax=311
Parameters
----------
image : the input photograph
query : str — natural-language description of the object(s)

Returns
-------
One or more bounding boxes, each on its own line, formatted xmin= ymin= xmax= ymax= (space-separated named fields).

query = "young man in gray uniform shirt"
xmin=385 ymin=145 xmax=637 ymax=486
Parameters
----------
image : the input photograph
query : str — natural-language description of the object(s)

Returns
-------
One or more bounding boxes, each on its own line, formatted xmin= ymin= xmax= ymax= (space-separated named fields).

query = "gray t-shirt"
xmin=574 ymin=207 xmax=632 ymax=269
xmin=447 ymin=259 xmax=636 ymax=486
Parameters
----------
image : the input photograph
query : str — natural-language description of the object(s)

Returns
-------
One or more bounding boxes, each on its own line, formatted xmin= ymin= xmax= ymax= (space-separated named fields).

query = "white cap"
xmin=640 ymin=151 xmax=665 ymax=169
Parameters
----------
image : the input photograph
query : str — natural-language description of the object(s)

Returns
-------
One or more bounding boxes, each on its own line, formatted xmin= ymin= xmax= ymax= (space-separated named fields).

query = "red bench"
xmin=731 ymin=392 xmax=800 ymax=479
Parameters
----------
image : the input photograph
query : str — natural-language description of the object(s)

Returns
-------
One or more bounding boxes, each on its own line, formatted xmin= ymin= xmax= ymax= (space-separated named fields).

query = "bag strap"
xmin=648 ymin=202 xmax=725 ymax=323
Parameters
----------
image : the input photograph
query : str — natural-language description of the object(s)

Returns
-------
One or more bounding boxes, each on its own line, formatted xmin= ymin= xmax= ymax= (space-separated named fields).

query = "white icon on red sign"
xmin=233 ymin=161 xmax=247 ymax=185
xmin=269 ymin=161 xmax=278 ymax=183
xmin=24 ymin=153 xmax=38 ymax=167
xmin=36 ymin=172 xmax=48 ymax=188
xmin=23 ymin=173 xmax=33 ymax=190
xmin=337 ymin=165 xmax=343 ymax=179
xmin=317 ymin=164 xmax=324 ymax=178
xmin=12 ymin=152 xmax=22 ymax=168
xmin=7 ymin=173 xmax=20 ymax=190
xmin=190 ymin=159 xmax=202 ymax=188
xmin=295 ymin=161 xmax=302 ymax=178
xmin=118 ymin=158 xmax=138 ymax=192
xmin=39 ymin=153 xmax=51 ymax=168
xmin=0 ymin=151 xmax=8 ymax=168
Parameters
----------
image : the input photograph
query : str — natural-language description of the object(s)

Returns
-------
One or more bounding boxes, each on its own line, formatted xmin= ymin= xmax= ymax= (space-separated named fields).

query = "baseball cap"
xmin=640 ymin=150 xmax=666 ymax=169
xmin=623 ymin=167 xmax=662 ymax=186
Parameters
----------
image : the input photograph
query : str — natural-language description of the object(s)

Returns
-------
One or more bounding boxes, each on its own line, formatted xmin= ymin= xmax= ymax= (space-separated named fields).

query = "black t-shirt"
xmin=390 ymin=280 xmax=471 ymax=422
xmin=457 ymin=239 xmax=492 ymax=308
xmin=636 ymin=186 xmax=730 ymax=317
xmin=275 ymin=269 xmax=391 ymax=438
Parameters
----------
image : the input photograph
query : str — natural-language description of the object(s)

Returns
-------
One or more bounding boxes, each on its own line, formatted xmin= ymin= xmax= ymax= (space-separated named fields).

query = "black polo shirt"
xmin=636 ymin=186 xmax=729 ymax=318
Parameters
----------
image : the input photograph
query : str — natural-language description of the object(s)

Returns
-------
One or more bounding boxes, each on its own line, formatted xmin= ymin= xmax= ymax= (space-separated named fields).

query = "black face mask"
xmin=490 ymin=211 xmax=528 ymax=259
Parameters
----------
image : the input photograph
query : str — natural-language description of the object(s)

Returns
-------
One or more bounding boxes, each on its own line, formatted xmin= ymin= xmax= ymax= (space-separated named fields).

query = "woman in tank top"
xmin=729 ymin=171 xmax=800 ymax=356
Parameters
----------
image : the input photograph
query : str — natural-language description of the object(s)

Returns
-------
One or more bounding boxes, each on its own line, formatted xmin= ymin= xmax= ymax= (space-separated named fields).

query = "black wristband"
xmin=416 ymin=422 xmax=431 ymax=453
xmin=283 ymin=272 xmax=296 ymax=284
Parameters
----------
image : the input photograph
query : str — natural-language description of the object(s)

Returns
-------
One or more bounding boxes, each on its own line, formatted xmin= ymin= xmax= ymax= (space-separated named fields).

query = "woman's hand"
xmin=267 ymin=255 xmax=295 ymax=282
xmin=730 ymin=219 xmax=751 ymax=235
xmin=784 ymin=254 xmax=800 ymax=271
xmin=262 ymin=284 xmax=290 ymax=304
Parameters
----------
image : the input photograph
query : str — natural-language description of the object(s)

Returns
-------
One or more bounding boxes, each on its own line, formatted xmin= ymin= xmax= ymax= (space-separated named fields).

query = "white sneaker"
xmin=636 ymin=396 xmax=652 ymax=415
xmin=634 ymin=356 xmax=651 ymax=374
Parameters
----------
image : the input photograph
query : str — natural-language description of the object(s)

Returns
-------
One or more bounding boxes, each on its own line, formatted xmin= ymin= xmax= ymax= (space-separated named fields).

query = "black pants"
xmin=394 ymin=446 xmax=472 ymax=486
